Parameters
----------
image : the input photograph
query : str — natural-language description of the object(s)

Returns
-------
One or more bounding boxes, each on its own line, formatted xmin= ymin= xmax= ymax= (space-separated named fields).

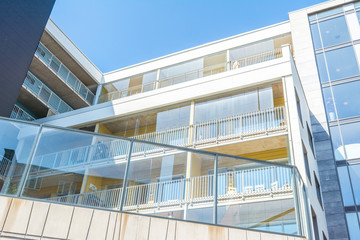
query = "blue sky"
xmin=50 ymin=0 xmax=325 ymax=73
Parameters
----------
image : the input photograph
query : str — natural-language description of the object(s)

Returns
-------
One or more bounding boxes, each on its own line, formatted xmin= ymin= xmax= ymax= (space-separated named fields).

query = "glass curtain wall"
xmin=310 ymin=2 xmax=360 ymax=238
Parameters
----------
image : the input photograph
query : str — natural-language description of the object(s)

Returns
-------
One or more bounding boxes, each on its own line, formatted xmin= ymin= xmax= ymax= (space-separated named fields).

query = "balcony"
xmin=22 ymin=71 xmax=73 ymax=114
xmin=30 ymin=42 xmax=94 ymax=108
xmin=99 ymin=48 xmax=283 ymax=103
xmin=0 ymin=117 xmax=308 ymax=236
xmin=10 ymin=105 xmax=35 ymax=121
xmin=47 ymin=165 xmax=292 ymax=212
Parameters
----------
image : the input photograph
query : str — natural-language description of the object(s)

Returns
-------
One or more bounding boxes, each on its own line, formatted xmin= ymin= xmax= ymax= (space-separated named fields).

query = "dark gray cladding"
xmin=0 ymin=0 xmax=55 ymax=117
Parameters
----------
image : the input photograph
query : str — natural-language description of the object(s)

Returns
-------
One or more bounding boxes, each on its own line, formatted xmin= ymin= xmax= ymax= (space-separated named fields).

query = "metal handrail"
xmin=99 ymin=48 xmax=283 ymax=103
xmin=35 ymin=42 xmax=95 ymax=104
xmin=23 ymin=71 xmax=73 ymax=114
xmin=10 ymin=105 xmax=35 ymax=121
xmin=46 ymin=165 xmax=293 ymax=210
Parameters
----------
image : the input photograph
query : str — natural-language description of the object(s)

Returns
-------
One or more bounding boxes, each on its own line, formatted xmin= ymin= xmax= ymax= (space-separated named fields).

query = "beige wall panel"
xmin=26 ymin=201 xmax=50 ymax=236
xmin=166 ymin=220 xmax=176 ymax=240
xmin=112 ymin=212 xmax=123 ymax=240
xmin=67 ymin=207 xmax=93 ymax=240
xmin=105 ymin=212 xmax=118 ymax=240
xmin=87 ymin=209 xmax=110 ymax=240
xmin=42 ymin=204 xmax=74 ymax=239
xmin=0 ymin=196 xmax=12 ymax=230
xmin=120 ymin=213 xmax=150 ymax=240
xmin=228 ymin=227 xmax=246 ymax=240
xmin=260 ymin=231 xmax=287 ymax=240
xmin=176 ymin=221 xmax=228 ymax=240
xmin=246 ymin=230 xmax=261 ymax=240
xmin=148 ymin=217 xmax=169 ymax=240
xmin=3 ymin=198 xmax=32 ymax=234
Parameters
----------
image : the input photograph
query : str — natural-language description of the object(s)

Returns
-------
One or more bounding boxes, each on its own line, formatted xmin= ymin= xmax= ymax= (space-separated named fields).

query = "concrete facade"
xmin=0 ymin=196 xmax=305 ymax=240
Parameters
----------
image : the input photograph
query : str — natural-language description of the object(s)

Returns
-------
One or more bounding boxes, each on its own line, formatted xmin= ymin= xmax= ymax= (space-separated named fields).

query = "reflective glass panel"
xmin=322 ymin=87 xmax=336 ymax=121
xmin=329 ymin=125 xmax=344 ymax=161
xmin=318 ymin=16 xmax=350 ymax=48
xmin=346 ymin=212 xmax=360 ymax=240
xmin=340 ymin=122 xmax=360 ymax=160
xmin=349 ymin=164 xmax=360 ymax=205
xmin=310 ymin=24 xmax=322 ymax=50
xmin=337 ymin=166 xmax=355 ymax=206
xmin=325 ymin=46 xmax=360 ymax=81
xmin=0 ymin=119 xmax=39 ymax=195
xmin=315 ymin=53 xmax=329 ymax=83
xmin=332 ymin=81 xmax=360 ymax=119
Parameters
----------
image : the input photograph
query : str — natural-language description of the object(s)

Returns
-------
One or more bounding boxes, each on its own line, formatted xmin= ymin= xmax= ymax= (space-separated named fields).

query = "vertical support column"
xmin=291 ymin=167 xmax=303 ymax=237
xmin=213 ymin=153 xmax=218 ymax=224
xmin=186 ymin=100 xmax=195 ymax=178
xmin=155 ymin=69 xmax=161 ymax=89
xmin=16 ymin=125 xmax=44 ymax=197
xmin=226 ymin=49 xmax=230 ymax=71
xmin=119 ymin=140 xmax=134 ymax=211
xmin=93 ymin=84 xmax=103 ymax=105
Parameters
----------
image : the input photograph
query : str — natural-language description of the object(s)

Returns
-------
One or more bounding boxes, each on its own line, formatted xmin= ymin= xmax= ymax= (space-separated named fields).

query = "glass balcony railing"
xmin=131 ymin=106 xmax=286 ymax=148
xmin=99 ymin=48 xmax=283 ymax=103
xmin=35 ymin=42 xmax=95 ymax=104
xmin=23 ymin=71 xmax=73 ymax=114
xmin=0 ymin=117 xmax=308 ymax=237
xmin=10 ymin=105 xmax=35 ymax=121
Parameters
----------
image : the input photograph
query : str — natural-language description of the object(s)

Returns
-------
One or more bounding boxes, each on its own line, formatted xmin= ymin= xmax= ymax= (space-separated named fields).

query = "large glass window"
xmin=318 ymin=16 xmax=350 ymax=48
xmin=346 ymin=212 xmax=360 ymax=240
xmin=349 ymin=164 xmax=360 ymax=205
xmin=330 ymin=125 xmax=344 ymax=161
xmin=331 ymin=81 xmax=360 ymax=119
xmin=310 ymin=24 xmax=322 ymax=50
xmin=331 ymin=122 xmax=360 ymax=161
xmin=194 ymin=87 xmax=275 ymax=124
xmin=325 ymin=46 xmax=360 ymax=81
xmin=316 ymin=53 xmax=329 ymax=83
xmin=337 ymin=166 xmax=355 ymax=206
xmin=322 ymin=87 xmax=336 ymax=121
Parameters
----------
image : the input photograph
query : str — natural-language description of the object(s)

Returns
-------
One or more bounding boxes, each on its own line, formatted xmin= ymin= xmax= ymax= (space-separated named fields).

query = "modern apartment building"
xmin=1 ymin=0 xmax=360 ymax=239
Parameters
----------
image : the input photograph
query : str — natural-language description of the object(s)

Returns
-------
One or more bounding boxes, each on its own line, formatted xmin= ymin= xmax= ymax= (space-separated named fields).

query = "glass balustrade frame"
xmin=0 ymin=116 xmax=308 ymax=237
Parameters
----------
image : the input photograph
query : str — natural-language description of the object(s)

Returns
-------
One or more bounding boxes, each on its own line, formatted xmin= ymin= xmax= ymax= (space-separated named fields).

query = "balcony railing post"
xmin=119 ymin=140 xmax=134 ymax=211
xmin=213 ymin=153 xmax=218 ymax=224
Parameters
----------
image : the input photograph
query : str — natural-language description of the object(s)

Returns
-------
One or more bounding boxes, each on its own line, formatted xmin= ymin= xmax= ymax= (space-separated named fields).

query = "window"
xmin=349 ymin=164 xmax=360 ymax=205
xmin=318 ymin=16 xmax=350 ymax=48
xmin=310 ymin=24 xmax=322 ymax=50
xmin=337 ymin=166 xmax=355 ymax=206
xmin=346 ymin=212 xmax=360 ymax=239
xmin=331 ymin=81 xmax=360 ymax=120
xmin=322 ymin=87 xmax=336 ymax=121
xmin=25 ymin=177 xmax=42 ymax=190
xmin=331 ymin=122 xmax=360 ymax=160
xmin=312 ymin=207 xmax=320 ymax=240
xmin=322 ymin=232 xmax=327 ymax=240
xmin=314 ymin=174 xmax=323 ymax=206
xmin=307 ymin=124 xmax=314 ymax=153
xmin=296 ymin=90 xmax=303 ymax=126
xmin=57 ymin=181 xmax=76 ymax=196
xmin=325 ymin=46 xmax=360 ymax=81
xmin=315 ymin=53 xmax=329 ymax=83
xmin=303 ymin=142 xmax=311 ymax=184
